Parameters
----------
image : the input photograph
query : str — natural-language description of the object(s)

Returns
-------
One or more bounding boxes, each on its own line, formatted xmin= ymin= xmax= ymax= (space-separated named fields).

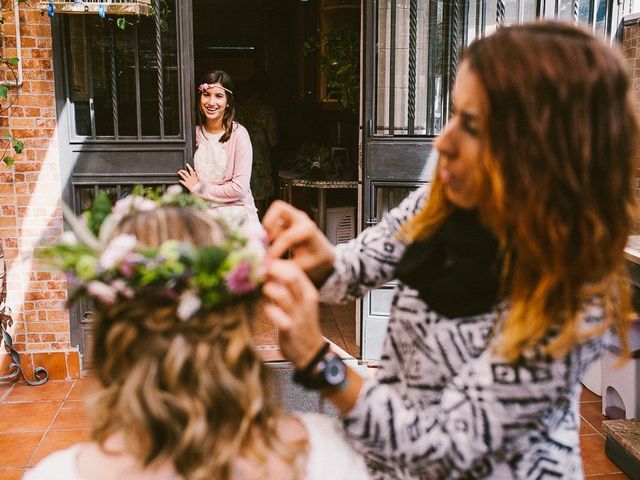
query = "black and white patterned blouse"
xmin=319 ymin=186 xmax=602 ymax=479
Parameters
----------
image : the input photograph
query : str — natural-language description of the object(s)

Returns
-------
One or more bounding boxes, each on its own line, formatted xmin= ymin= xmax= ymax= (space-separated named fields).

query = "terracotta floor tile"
xmin=581 ymin=416 xmax=599 ymax=436
xmin=30 ymin=430 xmax=90 ymax=466
xmin=581 ymin=434 xmax=622 ymax=476
xmin=0 ymin=469 xmax=24 ymax=480
xmin=0 ymin=382 xmax=14 ymax=402
xmin=66 ymin=377 xmax=98 ymax=402
xmin=0 ymin=432 xmax=43 ymax=468
xmin=50 ymin=404 xmax=91 ymax=431
xmin=581 ymin=387 xmax=602 ymax=403
xmin=0 ymin=402 xmax=61 ymax=433
xmin=4 ymin=380 xmax=73 ymax=403
xmin=581 ymin=401 xmax=607 ymax=434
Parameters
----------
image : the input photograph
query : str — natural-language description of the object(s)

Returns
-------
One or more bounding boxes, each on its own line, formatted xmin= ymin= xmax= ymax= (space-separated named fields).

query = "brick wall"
xmin=0 ymin=3 xmax=79 ymax=379
xmin=623 ymin=22 xmax=640 ymax=235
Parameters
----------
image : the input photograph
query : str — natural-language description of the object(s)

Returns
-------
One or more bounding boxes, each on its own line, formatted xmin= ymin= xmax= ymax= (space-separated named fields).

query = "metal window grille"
xmin=63 ymin=0 xmax=180 ymax=140
xmin=374 ymin=0 xmax=617 ymax=137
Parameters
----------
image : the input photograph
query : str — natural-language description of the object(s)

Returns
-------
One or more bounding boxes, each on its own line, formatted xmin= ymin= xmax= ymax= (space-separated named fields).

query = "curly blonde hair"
xmin=403 ymin=22 xmax=638 ymax=361
xmin=89 ymin=206 xmax=306 ymax=480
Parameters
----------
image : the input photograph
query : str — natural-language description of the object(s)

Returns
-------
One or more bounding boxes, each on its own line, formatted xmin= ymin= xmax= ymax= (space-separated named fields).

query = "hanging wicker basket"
xmin=39 ymin=1 xmax=152 ymax=16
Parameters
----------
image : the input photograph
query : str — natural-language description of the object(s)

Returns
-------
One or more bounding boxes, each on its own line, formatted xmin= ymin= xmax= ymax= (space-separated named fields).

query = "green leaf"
xmin=13 ymin=140 xmax=24 ymax=154
xmin=6 ymin=57 xmax=19 ymax=67
xmin=3 ymin=156 xmax=15 ymax=166
xmin=3 ymin=132 xmax=11 ymax=138
xmin=116 ymin=17 xmax=127 ymax=30
xmin=0 ymin=85 xmax=8 ymax=100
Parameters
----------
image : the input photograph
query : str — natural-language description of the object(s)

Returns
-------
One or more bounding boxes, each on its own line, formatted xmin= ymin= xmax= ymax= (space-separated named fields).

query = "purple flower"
xmin=225 ymin=262 xmax=256 ymax=294
xmin=86 ymin=281 xmax=117 ymax=304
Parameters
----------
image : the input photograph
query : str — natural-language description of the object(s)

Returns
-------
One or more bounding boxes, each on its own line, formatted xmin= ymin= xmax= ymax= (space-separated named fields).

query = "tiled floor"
xmin=253 ymin=301 xmax=360 ymax=362
xmin=0 ymin=377 xmax=630 ymax=479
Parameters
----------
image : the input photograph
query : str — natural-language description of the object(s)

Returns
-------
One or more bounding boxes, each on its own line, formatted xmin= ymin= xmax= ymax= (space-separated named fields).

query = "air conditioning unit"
xmin=311 ymin=206 xmax=356 ymax=245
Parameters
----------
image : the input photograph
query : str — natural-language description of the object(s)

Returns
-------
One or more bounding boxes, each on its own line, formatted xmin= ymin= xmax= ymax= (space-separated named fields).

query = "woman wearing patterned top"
xmin=261 ymin=23 xmax=637 ymax=479
xmin=178 ymin=70 xmax=260 ymax=230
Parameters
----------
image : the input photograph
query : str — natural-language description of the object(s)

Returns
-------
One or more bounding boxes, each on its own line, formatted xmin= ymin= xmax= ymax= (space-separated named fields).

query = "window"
xmin=373 ymin=0 xmax=617 ymax=137
xmin=65 ymin=2 xmax=181 ymax=140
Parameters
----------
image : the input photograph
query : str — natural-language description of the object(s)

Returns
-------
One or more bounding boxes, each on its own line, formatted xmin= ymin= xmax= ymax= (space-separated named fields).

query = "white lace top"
xmin=194 ymin=129 xmax=226 ymax=185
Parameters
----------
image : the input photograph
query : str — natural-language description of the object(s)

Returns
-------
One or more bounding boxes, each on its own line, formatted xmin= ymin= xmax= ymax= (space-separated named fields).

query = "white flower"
xmin=99 ymin=234 xmax=138 ymax=270
xmin=59 ymin=231 xmax=78 ymax=245
xmin=112 ymin=195 xmax=135 ymax=215
xmin=164 ymin=185 xmax=183 ymax=198
xmin=177 ymin=290 xmax=202 ymax=321
xmin=86 ymin=281 xmax=117 ymax=304
xmin=136 ymin=198 xmax=157 ymax=212
xmin=111 ymin=279 xmax=134 ymax=299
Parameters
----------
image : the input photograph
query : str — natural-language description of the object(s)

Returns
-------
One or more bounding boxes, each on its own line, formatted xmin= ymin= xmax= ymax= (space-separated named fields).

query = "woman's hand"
xmin=177 ymin=164 xmax=200 ymax=192
xmin=262 ymin=259 xmax=325 ymax=369
xmin=263 ymin=200 xmax=335 ymax=287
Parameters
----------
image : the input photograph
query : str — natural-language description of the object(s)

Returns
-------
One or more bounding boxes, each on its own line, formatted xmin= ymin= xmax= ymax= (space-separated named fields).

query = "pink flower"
xmin=86 ymin=281 xmax=117 ymax=304
xmin=225 ymin=262 xmax=256 ymax=294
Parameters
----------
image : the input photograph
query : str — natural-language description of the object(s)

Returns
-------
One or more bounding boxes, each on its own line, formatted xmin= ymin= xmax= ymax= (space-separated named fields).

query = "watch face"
xmin=324 ymin=355 xmax=346 ymax=386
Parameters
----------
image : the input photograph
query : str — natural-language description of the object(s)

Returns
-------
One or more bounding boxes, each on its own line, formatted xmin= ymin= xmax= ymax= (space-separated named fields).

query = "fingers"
xmin=263 ymin=200 xmax=300 ymax=239
xmin=262 ymin=303 xmax=292 ymax=331
xmin=267 ymin=221 xmax=316 ymax=260
xmin=266 ymin=259 xmax=318 ymax=305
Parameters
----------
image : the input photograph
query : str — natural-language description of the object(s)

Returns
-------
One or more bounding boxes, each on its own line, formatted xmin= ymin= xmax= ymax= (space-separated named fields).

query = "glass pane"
xmin=138 ymin=16 xmax=161 ymax=137
xmin=90 ymin=17 xmax=115 ymax=137
xmin=115 ymin=24 xmax=138 ymax=137
xmin=162 ymin=1 xmax=180 ymax=137
xmin=68 ymin=16 xmax=90 ymax=136
xmin=375 ymin=185 xmax=419 ymax=219
xmin=558 ymin=0 xmax=575 ymax=22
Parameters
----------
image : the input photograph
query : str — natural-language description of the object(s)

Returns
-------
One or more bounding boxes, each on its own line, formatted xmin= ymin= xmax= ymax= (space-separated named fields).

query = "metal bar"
xmin=573 ymin=0 xmax=579 ymax=24
xmin=110 ymin=23 xmax=119 ymax=140
xmin=425 ymin=0 xmax=438 ymax=134
xmin=389 ymin=0 xmax=397 ymax=135
xmin=588 ymin=0 xmax=595 ymax=30
xmin=133 ymin=24 xmax=142 ymax=139
xmin=155 ymin=2 xmax=165 ymax=139
xmin=407 ymin=0 xmax=418 ymax=134
xmin=85 ymin=17 xmax=96 ymax=139
xmin=442 ymin=0 xmax=452 ymax=125
xmin=461 ymin=0 xmax=469 ymax=48
xmin=475 ymin=0 xmax=482 ymax=38
xmin=496 ymin=0 xmax=506 ymax=26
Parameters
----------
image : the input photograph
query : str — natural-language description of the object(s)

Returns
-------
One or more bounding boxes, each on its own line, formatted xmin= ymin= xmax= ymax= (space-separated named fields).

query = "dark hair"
xmin=196 ymin=70 xmax=236 ymax=143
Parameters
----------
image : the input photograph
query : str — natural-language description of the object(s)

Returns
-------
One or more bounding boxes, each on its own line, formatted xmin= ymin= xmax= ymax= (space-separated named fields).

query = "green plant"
xmin=306 ymin=26 xmax=360 ymax=113
xmin=115 ymin=0 xmax=170 ymax=30
xmin=292 ymin=143 xmax=335 ymax=180
xmin=0 ymin=0 xmax=28 ymax=167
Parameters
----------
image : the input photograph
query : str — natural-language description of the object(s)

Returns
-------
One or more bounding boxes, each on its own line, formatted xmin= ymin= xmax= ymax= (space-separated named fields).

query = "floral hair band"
xmin=38 ymin=186 xmax=266 ymax=321
xmin=198 ymin=83 xmax=233 ymax=95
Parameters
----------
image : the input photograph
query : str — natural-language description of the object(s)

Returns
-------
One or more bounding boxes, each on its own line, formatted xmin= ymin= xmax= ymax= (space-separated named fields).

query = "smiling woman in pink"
xmin=178 ymin=70 xmax=260 ymax=230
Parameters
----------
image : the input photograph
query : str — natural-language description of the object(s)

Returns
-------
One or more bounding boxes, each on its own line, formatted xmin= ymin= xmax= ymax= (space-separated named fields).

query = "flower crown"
xmin=198 ymin=83 xmax=233 ymax=95
xmin=39 ymin=185 xmax=266 ymax=320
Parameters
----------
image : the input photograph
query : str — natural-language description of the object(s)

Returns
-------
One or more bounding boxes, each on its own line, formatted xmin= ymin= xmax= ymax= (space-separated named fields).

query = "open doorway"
xmin=192 ymin=0 xmax=360 ymax=359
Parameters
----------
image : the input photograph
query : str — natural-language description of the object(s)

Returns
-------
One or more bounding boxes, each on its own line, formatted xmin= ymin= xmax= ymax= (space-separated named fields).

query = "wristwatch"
xmin=293 ymin=342 xmax=347 ymax=390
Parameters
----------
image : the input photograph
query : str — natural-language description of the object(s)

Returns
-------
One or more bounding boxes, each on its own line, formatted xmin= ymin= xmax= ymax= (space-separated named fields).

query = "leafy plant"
xmin=116 ymin=0 xmax=170 ymax=30
xmin=292 ymin=143 xmax=335 ymax=180
xmin=306 ymin=26 xmax=360 ymax=113
xmin=0 ymin=0 xmax=29 ymax=167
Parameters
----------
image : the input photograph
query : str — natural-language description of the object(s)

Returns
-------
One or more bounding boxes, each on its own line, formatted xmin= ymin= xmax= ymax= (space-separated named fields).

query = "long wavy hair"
xmin=403 ymin=22 xmax=638 ymax=361
xmin=196 ymin=70 xmax=236 ymax=143
xmin=89 ymin=206 xmax=306 ymax=480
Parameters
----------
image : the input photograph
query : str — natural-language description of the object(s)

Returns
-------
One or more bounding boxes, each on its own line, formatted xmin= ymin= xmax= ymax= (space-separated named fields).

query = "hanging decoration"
xmin=39 ymin=0 xmax=152 ymax=16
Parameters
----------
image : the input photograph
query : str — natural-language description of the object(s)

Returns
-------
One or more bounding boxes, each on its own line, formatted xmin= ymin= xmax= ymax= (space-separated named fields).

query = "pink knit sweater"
xmin=195 ymin=122 xmax=255 ymax=207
